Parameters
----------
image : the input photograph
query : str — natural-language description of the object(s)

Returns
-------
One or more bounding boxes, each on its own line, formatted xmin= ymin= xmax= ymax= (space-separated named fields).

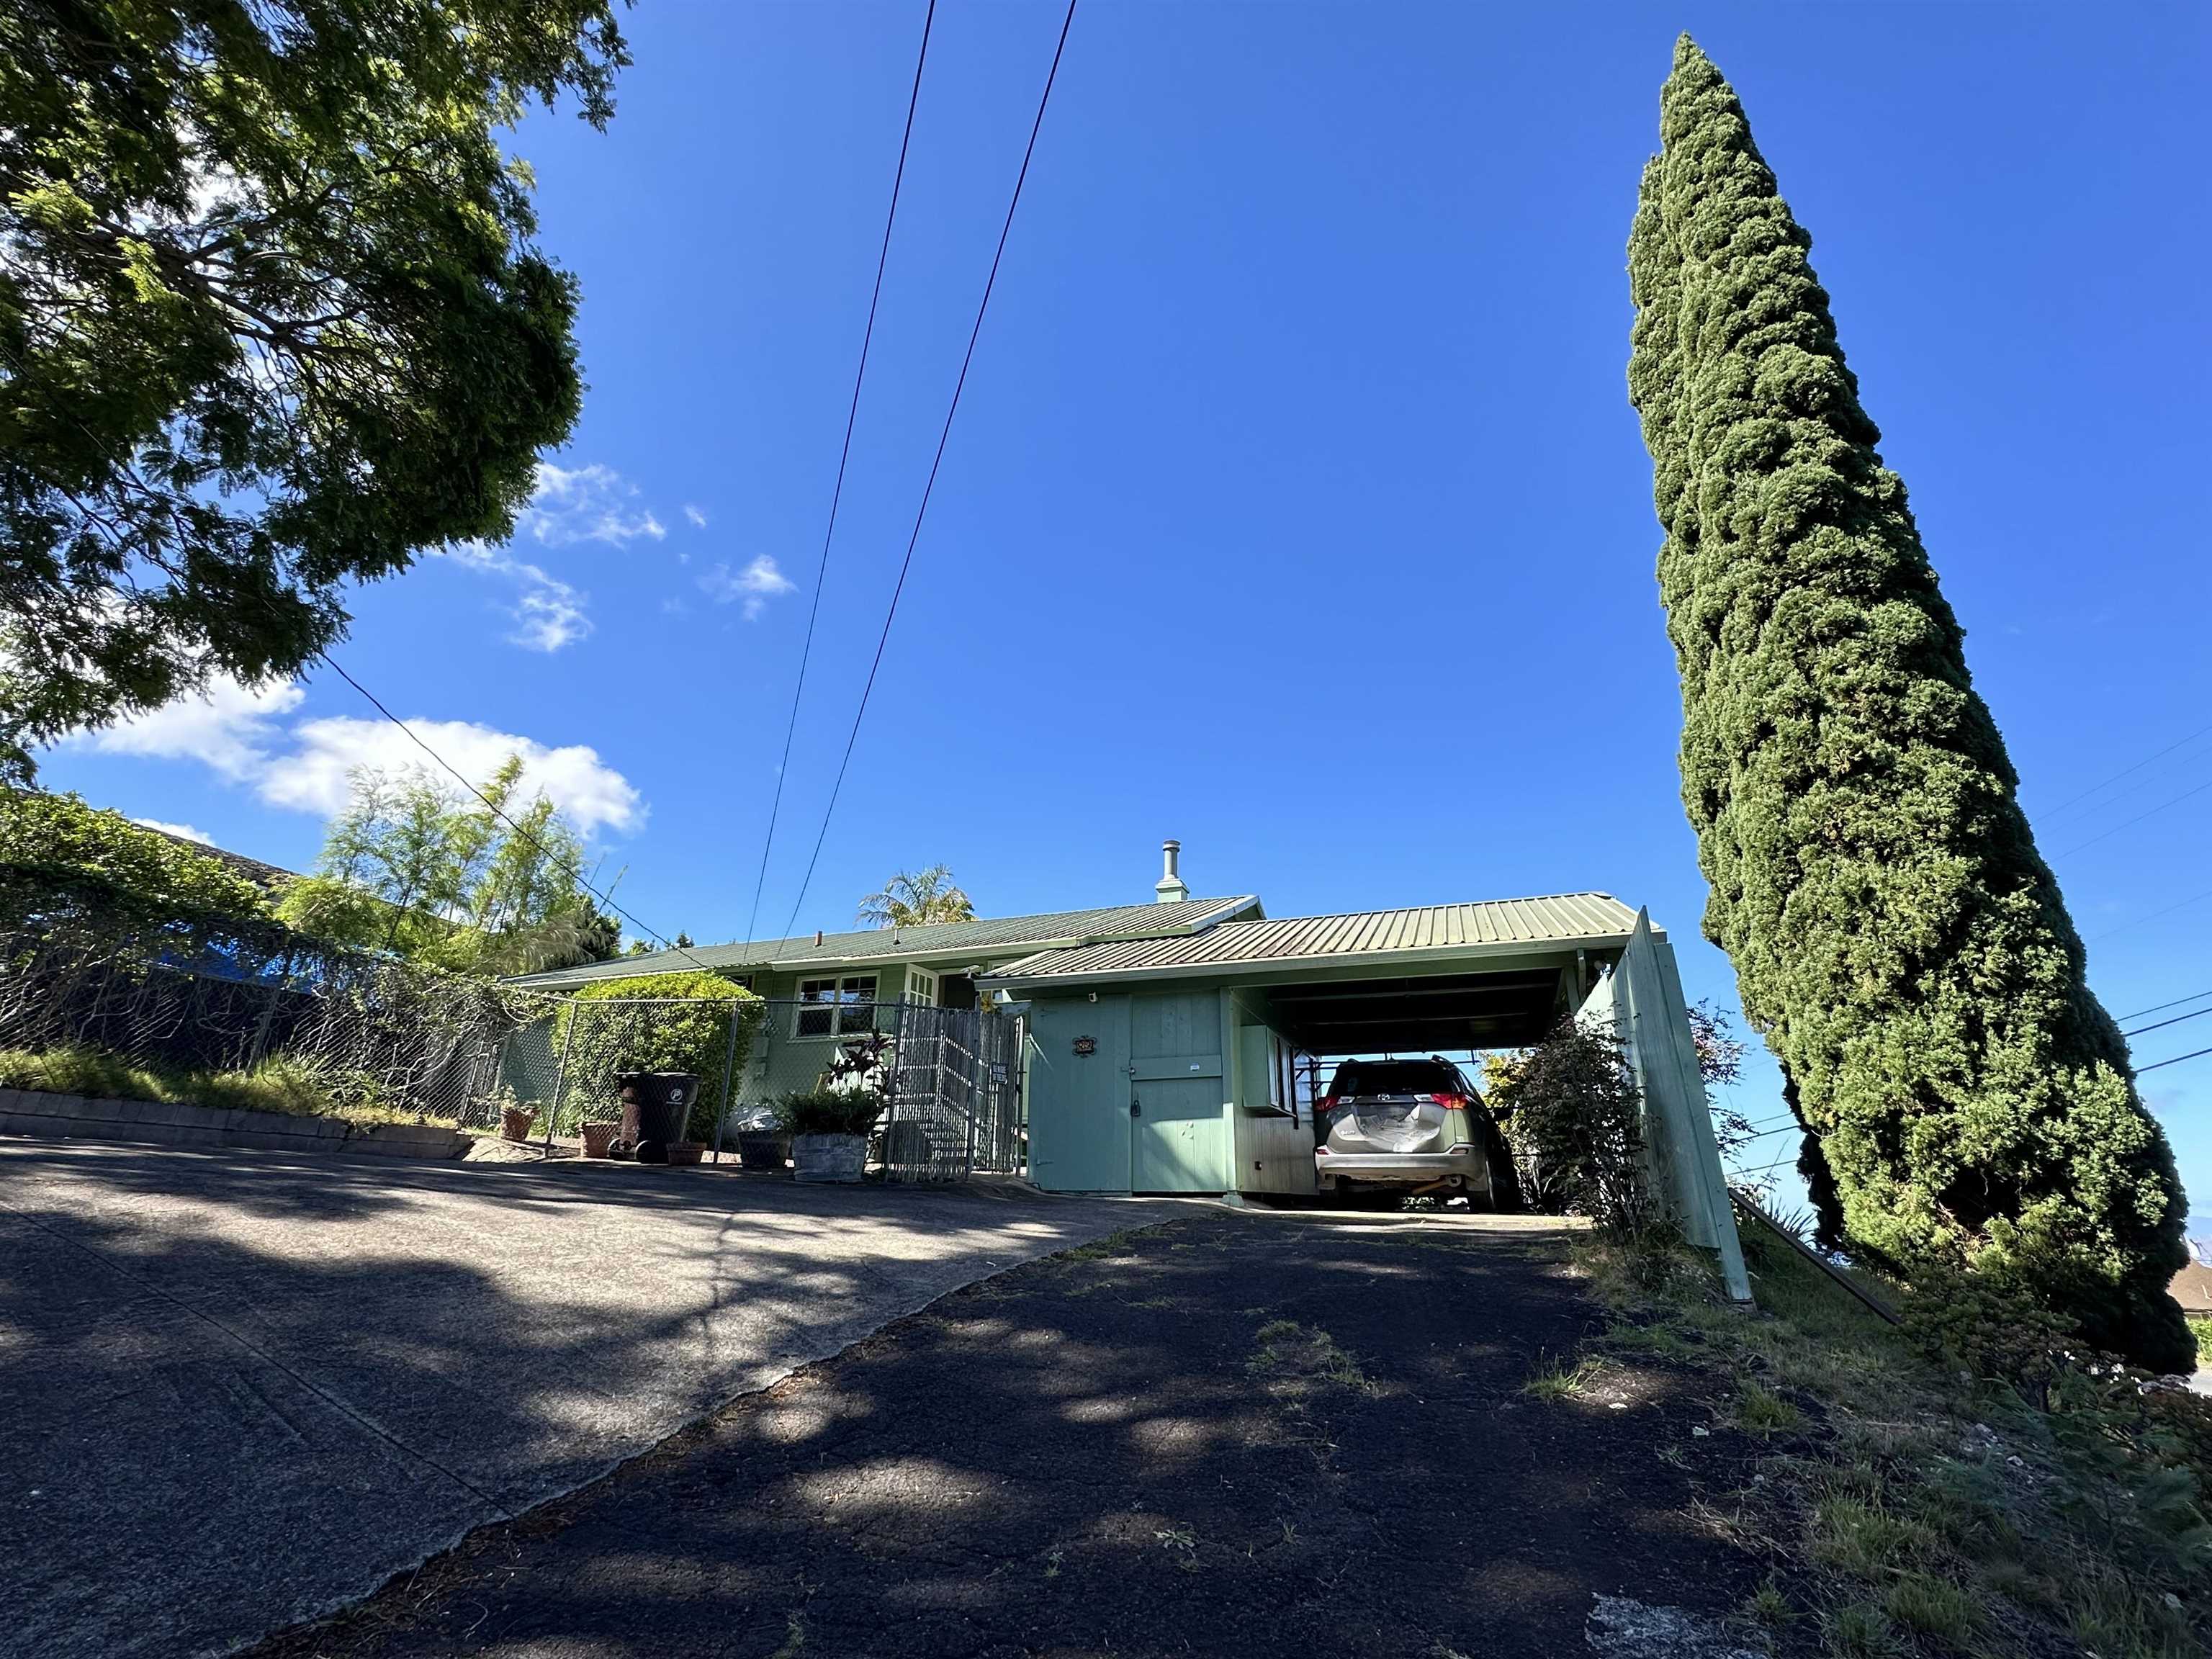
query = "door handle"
xmin=1130 ymin=1100 xmax=1141 ymax=1118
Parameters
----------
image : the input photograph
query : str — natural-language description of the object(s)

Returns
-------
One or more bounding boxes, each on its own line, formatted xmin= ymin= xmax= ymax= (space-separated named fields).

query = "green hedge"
xmin=552 ymin=971 xmax=763 ymax=1141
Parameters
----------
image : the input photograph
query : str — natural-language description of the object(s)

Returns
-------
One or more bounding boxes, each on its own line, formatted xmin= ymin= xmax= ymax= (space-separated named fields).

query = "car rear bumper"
xmin=1316 ymin=1148 xmax=1485 ymax=1188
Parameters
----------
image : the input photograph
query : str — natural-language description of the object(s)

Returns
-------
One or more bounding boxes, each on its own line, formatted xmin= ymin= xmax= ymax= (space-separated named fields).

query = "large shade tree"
xmin=0 ymin=0 xmax=627 ymax=781
xmin=1625 ymin=37 xmax=2189 ymax=1370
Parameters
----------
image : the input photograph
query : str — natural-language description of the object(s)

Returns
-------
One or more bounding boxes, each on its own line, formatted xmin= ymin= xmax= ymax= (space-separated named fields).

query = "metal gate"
xmin=881 ymin=1002 xmax=1025 ymax=1182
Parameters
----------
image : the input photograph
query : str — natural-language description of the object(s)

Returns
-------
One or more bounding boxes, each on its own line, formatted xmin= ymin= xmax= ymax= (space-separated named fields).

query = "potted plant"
xmin=580 ymin=1118 xmax=620 ymax=1159
xmin=775 ymin=1087 xmax=884 ymax=1184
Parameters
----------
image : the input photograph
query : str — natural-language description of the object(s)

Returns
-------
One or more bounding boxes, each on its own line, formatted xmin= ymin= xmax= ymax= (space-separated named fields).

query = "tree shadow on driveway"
xmin=251 ymin=1211 xmax=1779 ymax=1659
xmin=0 ymin=1141 xmax=1152 ymax=1659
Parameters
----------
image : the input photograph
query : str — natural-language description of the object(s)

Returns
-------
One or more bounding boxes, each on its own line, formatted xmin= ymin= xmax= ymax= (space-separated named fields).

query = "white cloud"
xmin=439 ymin=541 xmax=592 ymax=652
xmin=522 ymin=462 xmax=667 ymax=547
xmin=132 ymin=817 xmax=213 ymax=845
xmin=61 ymin=675 xmax=644 ymax=837
xmin=71 ymin=675 xmax=304 ymax=780
xmin=700 ymin=554 xmax=798 ymax=621
xmin=266 ymin=718 xmax=643 ymax=834
xmin=683 ymin=504 xmax=709 ymax=529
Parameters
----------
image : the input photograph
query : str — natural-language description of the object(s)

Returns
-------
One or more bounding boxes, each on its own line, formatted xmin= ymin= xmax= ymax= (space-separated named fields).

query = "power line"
xmin=313 ymin=652 xmax=711 ymax=974
xmin=2139 ymin=1045 xmax=2212 ymax=1076
xmin=2125 ymin=1005 xmax=2212 ymax=1040
xmin=2051 ymin=774 xmax=2212 ymax=860
xmin=773 ymin=0 xmax=1079 ymax=952
xmin=2089 ymin=891 xmax=2212 ymax=945
xmin=741 ymin=0 xmax=938 ymax=954
xmin=2113 ymin=989 xmax=2212 ymax=1024
xmin=2036 ymin=719 xmax=2212 ymax=825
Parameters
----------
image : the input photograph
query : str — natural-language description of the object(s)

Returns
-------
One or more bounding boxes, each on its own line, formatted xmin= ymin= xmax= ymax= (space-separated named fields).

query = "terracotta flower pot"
xmin=667 ymin=1142 xmax=706 ymax=1166
xmin=500 ymin=1106 xmax=536 ymax=1143
xmin=580 ymin=1120 xmax=619 ymax=1159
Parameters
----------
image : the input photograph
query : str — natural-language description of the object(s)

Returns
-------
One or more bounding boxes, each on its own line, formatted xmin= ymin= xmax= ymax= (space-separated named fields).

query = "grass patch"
xmin=1520 ymin=1354 xmax=1605 ymax=1403
xmin=1248 ymin=1319 xmax=1373 ymax=1393
xmin=0 ymin=1043 xmax=452 ymax=1129
xmin=1574 ymin=1214 xmax=2212 ymax=1658
xmin=2188 ymin=1314 xmax=2212 ymax=1369
xmin=1735 ymin=1379 xmax=1802 ymax=1437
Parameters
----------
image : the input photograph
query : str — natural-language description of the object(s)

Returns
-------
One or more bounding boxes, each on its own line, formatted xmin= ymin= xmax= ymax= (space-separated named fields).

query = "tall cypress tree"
xmin=1626 ymin=37 xmax=2190 ymax=1371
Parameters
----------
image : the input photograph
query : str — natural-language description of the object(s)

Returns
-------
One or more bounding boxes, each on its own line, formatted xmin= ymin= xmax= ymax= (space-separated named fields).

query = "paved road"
xmin=251 ymin=1209 xmax=1771 ymax=1659
xmin=0 ymin=1140 xmax=1154 ymax=1659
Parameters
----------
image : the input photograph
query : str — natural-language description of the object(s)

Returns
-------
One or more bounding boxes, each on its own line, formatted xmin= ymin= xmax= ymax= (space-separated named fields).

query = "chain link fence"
xmin=0 ymin=917 xmax=560 ymax=1125
xmin=1 ymin=907 xmax=1028 ymax=1179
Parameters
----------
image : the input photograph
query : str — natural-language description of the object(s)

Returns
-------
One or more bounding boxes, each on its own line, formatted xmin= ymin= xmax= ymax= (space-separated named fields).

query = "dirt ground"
xmin=254 ymin=1207 xmax=1780 ymax=1659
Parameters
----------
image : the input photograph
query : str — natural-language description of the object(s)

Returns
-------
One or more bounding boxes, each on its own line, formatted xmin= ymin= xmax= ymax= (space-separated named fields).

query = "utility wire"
xmin=313 ymin=652 xmax=711 ymax=974
xmin=2037 ymin=719 xmax=2212 ymax=824
xmin=741 ymin=0 xmax=938 ymax=954
xmin=2090 ymin=891 xmax=2212 ymax=946
xmin=2139 ymin=1046 xmax=2212 ymax=1076
xmin=2114 ymin=989 xmax=2212 ymax=1024
xmin=772 ymin=0 xmax=1079 ymax=952
xmin=2051 ymin=774 xmax=2212 ymax=859
xmin=2124 ymin=1005 xmax=2212 ymax=1040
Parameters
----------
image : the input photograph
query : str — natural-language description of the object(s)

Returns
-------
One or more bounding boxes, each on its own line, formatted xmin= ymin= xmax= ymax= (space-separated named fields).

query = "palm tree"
xmin=857 ymin=865 xmax=976 ymax=929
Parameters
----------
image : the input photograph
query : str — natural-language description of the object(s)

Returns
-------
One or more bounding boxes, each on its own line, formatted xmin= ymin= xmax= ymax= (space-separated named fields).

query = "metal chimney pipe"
xmin=1154 ymin=839 xmax=1189 ymax=904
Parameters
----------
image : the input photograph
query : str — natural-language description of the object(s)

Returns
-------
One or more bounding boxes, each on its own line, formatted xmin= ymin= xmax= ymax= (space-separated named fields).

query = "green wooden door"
xmin=1129 ymin=991 xmax=1224 ymax=1192
xmin=1027 ymin=998 xmax=1133 ymax=1192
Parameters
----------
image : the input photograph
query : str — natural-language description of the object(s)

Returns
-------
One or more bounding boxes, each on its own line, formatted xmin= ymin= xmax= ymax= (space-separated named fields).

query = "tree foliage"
xmin=0 ymin=786 xmax=274 ymax=935
xmin=857 ymin=864 xmax=975 ymax=930
xmin=0 ymin=0 xmax=628 ymax=779
xmin=279 ymin=757 xmax=619 ymax=974
xmin=1625 ymin=37 xmax=2189 ymax=1370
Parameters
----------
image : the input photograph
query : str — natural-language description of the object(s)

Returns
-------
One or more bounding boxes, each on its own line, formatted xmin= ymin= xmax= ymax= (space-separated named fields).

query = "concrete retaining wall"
xmin=0 ymin=1087 xmax=467 ymax=1159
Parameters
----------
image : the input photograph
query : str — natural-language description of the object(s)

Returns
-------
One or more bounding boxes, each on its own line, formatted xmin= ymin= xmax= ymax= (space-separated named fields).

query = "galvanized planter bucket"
xmin=791 ymin=1132 xmax=866 ymax=1184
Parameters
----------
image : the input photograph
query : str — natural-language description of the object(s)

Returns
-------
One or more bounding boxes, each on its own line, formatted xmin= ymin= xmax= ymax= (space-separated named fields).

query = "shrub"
xmin=1487 ymin=1017 xmax=1657 ymax=1235
xmin=773 ymin=1087 xmax=884 ymax=1138
xmin=554 ymin=972 xmax=764 ymax=1140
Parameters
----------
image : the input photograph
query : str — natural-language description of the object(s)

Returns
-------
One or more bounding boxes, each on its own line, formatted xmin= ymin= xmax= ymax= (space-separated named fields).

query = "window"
xmin=904 ymin=967 xmax=938 ymax=1007
xmin=795 ymin=975 xmax=878 ymax=1038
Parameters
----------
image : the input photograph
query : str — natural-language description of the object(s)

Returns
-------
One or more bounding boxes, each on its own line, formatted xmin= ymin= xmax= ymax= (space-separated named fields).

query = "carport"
xmin=981 ymin=891 xmax=1749 ymax=1298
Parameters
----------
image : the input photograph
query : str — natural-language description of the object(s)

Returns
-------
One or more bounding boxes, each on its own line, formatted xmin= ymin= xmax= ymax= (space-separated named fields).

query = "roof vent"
xmin=1154 ymin=838 xmax=1190 ymax=904
xmin=814 ymin=929 xmax=824 ymax=946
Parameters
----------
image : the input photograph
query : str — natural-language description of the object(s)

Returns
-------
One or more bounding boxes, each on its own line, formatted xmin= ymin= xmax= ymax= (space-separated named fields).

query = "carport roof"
xmin=980 ymin=892 xmax=1648 ymax=988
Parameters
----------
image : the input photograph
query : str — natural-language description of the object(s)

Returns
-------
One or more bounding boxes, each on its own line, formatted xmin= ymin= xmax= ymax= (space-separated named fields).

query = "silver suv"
xmin=1314 ymin=1056 xmax=1515 ymax=1206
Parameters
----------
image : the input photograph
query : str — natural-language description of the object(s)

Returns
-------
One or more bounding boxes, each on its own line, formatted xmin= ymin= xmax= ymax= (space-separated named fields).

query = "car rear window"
xmin=1328 ymin=1059 xmax=1469 ymax=1098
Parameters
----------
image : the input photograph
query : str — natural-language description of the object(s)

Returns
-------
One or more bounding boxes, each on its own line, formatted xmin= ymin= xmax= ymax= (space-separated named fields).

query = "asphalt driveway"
xmin=0 ymin=1140 xmax=1154 ymax=1659
xmin=249 ymin=1208 xmax=1771 ymax=1659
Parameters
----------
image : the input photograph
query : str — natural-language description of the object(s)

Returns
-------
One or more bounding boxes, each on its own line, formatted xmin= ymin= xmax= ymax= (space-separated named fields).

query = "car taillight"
xmin=1318 ymin=1094 xmax=1341 ymax=1115
xmin=1426 ymin=1092 xmax=1469 ymax=1110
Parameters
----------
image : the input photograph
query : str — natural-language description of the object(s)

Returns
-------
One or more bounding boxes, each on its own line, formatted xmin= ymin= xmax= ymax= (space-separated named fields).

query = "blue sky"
xmin=43 ymin=5 xmax=2212 ymax=1217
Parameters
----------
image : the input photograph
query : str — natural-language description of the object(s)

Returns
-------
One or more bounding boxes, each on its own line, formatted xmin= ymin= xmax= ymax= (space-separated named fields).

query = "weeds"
xmin=1154 ymin=1524 xmax=1200 ymax=1572
xmin=1735 ymin=1380 xmax=1802 ymax=1438
xmin=1249 ymin=1320 xmax=1374 ymax=1394
xmin=1519 ymin=1354 xmax=1604 ymax=1403
xmin=1575 ymin=1213 xmax=2212 ymax=1658
xmin=0 ymin=1043 xmax=446 ymax=1128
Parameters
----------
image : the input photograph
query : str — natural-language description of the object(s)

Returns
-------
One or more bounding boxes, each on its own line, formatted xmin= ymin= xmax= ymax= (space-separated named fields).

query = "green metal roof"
xmin=981 ymin=892 xmax=1648 ymax=986
xmin=504 ymin=895 xmax=1263 ymax=989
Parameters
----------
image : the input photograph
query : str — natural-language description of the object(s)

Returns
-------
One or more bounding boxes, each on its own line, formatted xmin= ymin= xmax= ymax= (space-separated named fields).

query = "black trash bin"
xmin=616 ymin=1071 xmax=698 ymax=1163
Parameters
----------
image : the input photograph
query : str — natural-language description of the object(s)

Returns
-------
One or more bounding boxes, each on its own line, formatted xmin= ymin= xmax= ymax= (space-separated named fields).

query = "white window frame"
xmin=904 ymin=966 xmax=938 ymax=1007
xmin=794 ymin=974 xmax=878 ymax=1039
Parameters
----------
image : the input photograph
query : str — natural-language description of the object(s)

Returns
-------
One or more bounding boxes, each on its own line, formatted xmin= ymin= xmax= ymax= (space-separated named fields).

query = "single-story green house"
xmin=511 ymin=842 xmax=1748 ymax=1298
